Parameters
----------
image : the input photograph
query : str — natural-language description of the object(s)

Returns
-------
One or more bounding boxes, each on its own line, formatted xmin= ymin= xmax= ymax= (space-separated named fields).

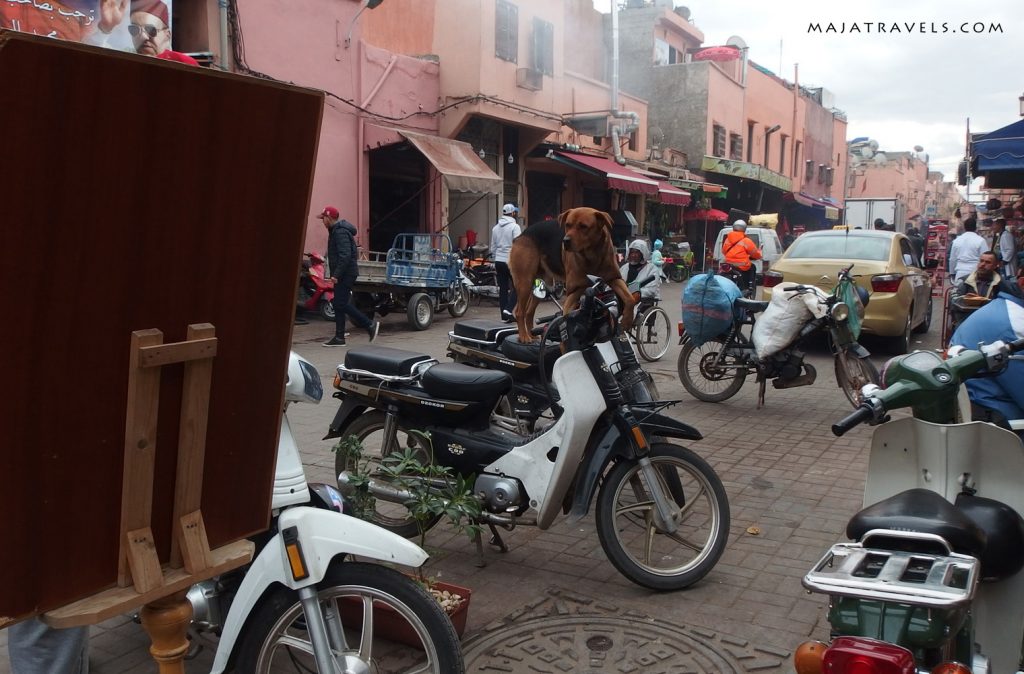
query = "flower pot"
xmin=338 ymin=580 xmax=471 ymax=650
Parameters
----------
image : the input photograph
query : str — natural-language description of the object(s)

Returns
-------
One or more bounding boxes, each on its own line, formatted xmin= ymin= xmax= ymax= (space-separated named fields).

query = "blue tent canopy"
xmin=972 ymin=119 xmax=1024 ymax=172
xmin=971 ymin=119 xmax=1024 ymax=188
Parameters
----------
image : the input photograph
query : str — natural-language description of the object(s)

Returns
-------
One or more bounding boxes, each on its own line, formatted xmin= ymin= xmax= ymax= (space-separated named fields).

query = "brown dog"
xmin=508 ymin=207 xmax=635 ymax=342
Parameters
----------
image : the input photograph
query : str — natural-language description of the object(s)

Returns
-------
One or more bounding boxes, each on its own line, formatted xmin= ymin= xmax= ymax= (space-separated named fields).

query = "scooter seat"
xmin=846 ymin=488 xmax=986 ymax=558
xmin=734 ymin=297 xmax=770 ymax=313
xmin=421 ymin=362 xmax=512 ymax=400
xmin=500 ymin=335 xmax=560 ymax=376
xmin=452 ymin=319 xmax=516 ymax=344
xmin=344 ymin=346 xmax=433 ymax=377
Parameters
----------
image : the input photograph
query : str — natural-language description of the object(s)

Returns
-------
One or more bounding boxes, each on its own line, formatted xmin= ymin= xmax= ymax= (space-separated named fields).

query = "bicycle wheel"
xmin=676 ymin=336 xmax=746 ymax=402
xmin=595 ymin=443 xmax=730 ymax=591
xmin=635 ymin=306 xmax=671 ymax=361
xmin=234 ymin=561 xmax=465 ymax=674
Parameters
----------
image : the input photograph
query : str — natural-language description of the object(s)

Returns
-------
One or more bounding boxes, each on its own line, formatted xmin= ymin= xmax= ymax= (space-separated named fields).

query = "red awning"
xmin=785 ymin=192 xmax=831 ymax=209
xmin=553 ymin=151 xmax=660 ymax=195
xmin=656 ymin=181 xmax=691 ymax=206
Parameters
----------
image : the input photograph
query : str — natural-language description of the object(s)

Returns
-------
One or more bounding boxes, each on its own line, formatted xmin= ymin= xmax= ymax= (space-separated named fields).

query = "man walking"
xmin=948 ymin=217 xmax=988 ymax=283
xmin=320 ymin=206 xmax=379 ymax=347
xmin=492 ymin=203 xmax=521 ymax=322
xmin=992 ymin=218 xmax=1018 ymax=278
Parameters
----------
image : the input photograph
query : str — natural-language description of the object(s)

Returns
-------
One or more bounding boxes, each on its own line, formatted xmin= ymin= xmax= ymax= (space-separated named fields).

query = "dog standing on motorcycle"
xmin=721 ymin=220 xmax=761 ymax=294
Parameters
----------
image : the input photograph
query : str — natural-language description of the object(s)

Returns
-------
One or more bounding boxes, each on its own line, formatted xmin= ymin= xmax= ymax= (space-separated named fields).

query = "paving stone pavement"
xmin=1 ymin=288 xmax=940 ymax=673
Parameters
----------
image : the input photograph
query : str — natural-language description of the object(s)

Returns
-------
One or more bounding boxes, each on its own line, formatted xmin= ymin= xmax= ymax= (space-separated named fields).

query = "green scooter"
xmin=794 ymin=339 xmax=1024 ymax=674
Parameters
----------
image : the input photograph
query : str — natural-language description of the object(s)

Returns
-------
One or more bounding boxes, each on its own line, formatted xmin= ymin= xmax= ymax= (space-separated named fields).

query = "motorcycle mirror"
xmin=532 ymin=280 xmax=549 ymax=299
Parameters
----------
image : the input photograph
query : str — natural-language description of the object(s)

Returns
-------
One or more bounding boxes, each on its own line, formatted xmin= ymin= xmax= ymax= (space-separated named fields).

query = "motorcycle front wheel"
xmin=834 ymin=350 xmax=880 ymax=408
xmin=676 ymin=336 xmax=746 ymax=402
xmin=595 ymin=443 xmax=730 ymax=591
xmin=233 ymin=561 xmax=465 ymax=674
xmin=334 ymin=411 xmax=440 ymax=539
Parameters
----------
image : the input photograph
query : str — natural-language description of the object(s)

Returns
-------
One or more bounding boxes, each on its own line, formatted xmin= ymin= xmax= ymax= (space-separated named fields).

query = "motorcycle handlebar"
xmin=832 ymin=405 xmax=874 ymax=437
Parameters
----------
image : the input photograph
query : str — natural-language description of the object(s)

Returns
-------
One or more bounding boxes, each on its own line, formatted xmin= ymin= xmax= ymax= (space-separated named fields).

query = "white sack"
xmin=751 ymin=284 xmax=827 ymax=359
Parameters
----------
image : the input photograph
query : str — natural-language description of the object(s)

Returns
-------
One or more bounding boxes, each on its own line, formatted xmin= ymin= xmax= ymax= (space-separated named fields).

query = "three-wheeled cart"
xmin=352 ymin=233 xmax=468 ymax=330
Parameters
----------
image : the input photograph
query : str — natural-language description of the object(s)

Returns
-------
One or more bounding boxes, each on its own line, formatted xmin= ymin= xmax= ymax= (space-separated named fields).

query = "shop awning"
xmin=785 ymin=191 xmax=831 ymax=209
xmin=972 ymin=119 xmax=1024 ymax=172
xmin=656 ymin=180 xmax=691 ymax=206
xmin=671 ymin=178 xmax=727 ymax=197
xmin=552 ymin=151 xmax=660 ymax=195
xmin=398 ymin=130 xmax=503 ymax=194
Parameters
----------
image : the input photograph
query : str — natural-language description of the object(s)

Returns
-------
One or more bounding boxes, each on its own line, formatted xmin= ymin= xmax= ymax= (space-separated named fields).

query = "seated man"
xmin=950 ymin=271 xmax=1024 ymax=434
xmin=949 ymin=251 xmax=1002 ymax=329
xmin=619 ymin=239 xmax=661 ymax=311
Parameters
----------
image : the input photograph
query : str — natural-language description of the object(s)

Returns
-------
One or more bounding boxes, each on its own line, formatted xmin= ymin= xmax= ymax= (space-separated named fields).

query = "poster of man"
xmin=1 ymin=0 xmax=173 ymax=55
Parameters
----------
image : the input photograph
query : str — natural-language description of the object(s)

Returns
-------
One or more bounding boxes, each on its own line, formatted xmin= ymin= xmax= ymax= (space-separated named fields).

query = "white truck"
xmin=844 ymin=198 xmax=906 ymax=231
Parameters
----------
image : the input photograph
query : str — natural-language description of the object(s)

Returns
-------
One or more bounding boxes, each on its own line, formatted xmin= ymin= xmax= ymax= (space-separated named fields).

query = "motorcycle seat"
xmin=846 ymin=488 xmax=986 ymax=558
xmin=734 ymin=297 xmax=770 ymax=313
xmin=500 ymin=335 xmax=560 ymax=376
xmin=452 ymin=319 xmax=516 ymax=345
xmin=421 ymin=362 xmax=512 ymax=400
xmin=344 ymin=346 xmax=434 ymax=377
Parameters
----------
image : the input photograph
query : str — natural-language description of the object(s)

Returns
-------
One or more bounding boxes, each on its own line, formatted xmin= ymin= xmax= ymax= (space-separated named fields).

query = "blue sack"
xmin=682 ymin=273 xmax=741 ymax=347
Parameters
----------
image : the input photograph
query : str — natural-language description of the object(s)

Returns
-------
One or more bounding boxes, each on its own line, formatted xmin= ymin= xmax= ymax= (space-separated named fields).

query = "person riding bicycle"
xmin=619 ymin=239 xmax=661 ymax=309
xmin=721 ymin=220 xmax=762 ymax=293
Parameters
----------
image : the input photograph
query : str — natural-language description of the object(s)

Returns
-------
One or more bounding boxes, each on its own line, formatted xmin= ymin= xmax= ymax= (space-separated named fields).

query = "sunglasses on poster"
xmin=128 ymin=23 xmax=166 ymax=39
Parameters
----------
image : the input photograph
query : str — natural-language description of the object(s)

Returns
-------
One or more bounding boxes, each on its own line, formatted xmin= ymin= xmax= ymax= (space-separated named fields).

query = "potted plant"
xmin=332 ymin=432 xmax=479 ymax=641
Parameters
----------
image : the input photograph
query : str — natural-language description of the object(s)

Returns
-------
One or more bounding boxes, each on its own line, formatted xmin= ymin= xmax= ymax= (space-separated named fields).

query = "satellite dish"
xmin=857 ymin=146 xmax=874 ymax=160
xmin=873 ymin=152 xmax=887 ymax=164
xmin=913 ymin=145 xmax=924 ymax=152
xmin=868 ymin=139 xmax=879 ymax=151
xmin=675 ymin=5 xmax=691 ymax=20
xmin=726 ymin=35 xmax=747 ymax=50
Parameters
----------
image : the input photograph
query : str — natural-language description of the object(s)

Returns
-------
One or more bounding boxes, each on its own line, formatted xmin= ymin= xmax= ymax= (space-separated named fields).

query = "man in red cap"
xmin=320 ymin=206 xmax=379 ymax=346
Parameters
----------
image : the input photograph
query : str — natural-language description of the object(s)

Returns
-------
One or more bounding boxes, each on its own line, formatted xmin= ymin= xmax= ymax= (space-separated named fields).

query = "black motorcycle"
xmin=325 ymin=278 xmax=730 ymax=591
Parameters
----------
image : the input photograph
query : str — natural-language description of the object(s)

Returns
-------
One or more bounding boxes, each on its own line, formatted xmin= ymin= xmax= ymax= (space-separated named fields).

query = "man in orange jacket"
xmin=721 ymin=219 xmax=762 ymax=293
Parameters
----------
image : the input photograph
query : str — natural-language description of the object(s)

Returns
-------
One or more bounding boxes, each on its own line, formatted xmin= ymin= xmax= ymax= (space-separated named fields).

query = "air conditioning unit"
xmin=516 ymin=68 xmax=543 ymax=92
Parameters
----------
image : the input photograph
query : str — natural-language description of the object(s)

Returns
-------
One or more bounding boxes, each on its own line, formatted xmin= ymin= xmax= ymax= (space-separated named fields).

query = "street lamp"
xmin=1019 ymin=92 xmax=1024 ymax=116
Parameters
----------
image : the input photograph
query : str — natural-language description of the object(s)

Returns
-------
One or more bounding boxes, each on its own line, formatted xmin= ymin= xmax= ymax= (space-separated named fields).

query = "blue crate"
xmin=385 ymin=233 xmax=459 ymax=288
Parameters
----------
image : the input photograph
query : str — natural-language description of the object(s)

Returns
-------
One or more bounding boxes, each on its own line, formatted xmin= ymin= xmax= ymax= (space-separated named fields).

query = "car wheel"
xmin=890 ymin=308 xmax=913 ymax=354
xmin=912 ymin=294 xmax=933 ymax=334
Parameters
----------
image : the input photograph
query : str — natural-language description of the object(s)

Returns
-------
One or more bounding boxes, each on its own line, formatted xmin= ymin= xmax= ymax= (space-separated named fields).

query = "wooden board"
xmin=0 ymin=31 xmax=324 ymax=624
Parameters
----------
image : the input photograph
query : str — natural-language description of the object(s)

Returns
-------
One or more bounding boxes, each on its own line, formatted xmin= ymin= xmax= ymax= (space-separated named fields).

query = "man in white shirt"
xmin=948 ymin=217 xmax=989 ymax=282
xmin=491 ymin=204 xmax=522 ymax=322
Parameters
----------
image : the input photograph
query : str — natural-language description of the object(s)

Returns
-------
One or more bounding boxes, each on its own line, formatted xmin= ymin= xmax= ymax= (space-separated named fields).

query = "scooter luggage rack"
xmin=336 ymin=360 xmax=435 ymax=384
xmin=803 ymin=529 xmax=979 ymax=609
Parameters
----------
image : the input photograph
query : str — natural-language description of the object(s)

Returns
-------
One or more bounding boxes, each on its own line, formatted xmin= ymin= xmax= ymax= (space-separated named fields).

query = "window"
xmin=793 ymin=141 xmax=802 ymax=176
xmin=746 ymin=122 xmax=755 ymax=163
xmin=729 ymin=133 xmax=743 ymax=160
xmin=787 ymin=234 xmax=892 ymax=261
xmin=712 ymin=124 xmax=726 ymax=158
xmin=495 ymin=1 xmax=518 ymax=63
xmin=806 ymin=159 xmax=815 ymax=180
xmin=532 ymin=17 xmax=553 ymax=75
xmin=817 ymin=164 xmax=826 ymax=184
xmin=779 ymin=136 xmax=787 ymax=174
xmin=899 ymin=238 xmax=919 ymax=267
xmin=654 ymin=38 xmax=669 ymax=65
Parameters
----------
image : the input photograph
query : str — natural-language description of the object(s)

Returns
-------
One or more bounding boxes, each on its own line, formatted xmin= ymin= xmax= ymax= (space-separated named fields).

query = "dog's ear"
xmin=558 ymin=210 xmax=571 ymax=227
xmin=596 ymin=210 xmax=613 ymax=231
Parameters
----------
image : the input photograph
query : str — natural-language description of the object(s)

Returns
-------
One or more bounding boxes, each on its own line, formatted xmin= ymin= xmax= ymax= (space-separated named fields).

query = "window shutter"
xmin=495 ymin=1 xmax=518 ymax=63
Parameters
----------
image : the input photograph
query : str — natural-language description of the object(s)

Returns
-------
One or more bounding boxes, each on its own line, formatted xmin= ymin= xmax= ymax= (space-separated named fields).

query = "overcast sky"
xmin=593 ymin=0 xmax=1021 ymax=188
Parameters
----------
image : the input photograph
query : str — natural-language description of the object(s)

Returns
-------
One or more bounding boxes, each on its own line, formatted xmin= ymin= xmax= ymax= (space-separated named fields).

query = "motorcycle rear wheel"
xmin=334 ymin=411 xmax=440 ymax=539
xmin=233 ymin=561 xmax=465 ymax=674
xmin=834 ymin=351 xmax=880 ymax=408
xmin=595 ymin=443 xmax=730 ymax=591
xmin=676 ymin=336 xmax=746 ymax=402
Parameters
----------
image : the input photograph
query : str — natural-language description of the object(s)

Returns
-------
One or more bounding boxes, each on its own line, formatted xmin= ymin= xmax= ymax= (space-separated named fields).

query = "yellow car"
xmin=763 ymin=230 xmax=932 ymax=353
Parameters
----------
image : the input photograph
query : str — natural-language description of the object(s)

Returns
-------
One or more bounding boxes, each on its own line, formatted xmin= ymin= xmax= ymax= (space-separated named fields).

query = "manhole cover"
xmin=463 ymin=588 xmax=788 ymax=673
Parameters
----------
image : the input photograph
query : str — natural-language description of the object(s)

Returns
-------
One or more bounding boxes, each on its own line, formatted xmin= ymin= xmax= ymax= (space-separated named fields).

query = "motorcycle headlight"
xmin=831 ymin=302 xmax=850 ymax=322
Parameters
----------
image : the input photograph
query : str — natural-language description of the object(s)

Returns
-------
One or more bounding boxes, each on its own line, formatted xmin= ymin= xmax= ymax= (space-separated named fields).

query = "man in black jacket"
xmin=320 ymin=206 xmax=379 ymax=346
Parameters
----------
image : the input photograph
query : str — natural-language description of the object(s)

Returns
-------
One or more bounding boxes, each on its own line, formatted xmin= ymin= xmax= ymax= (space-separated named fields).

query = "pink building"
xmin=848 ymin=152 xmax=930 ymax=228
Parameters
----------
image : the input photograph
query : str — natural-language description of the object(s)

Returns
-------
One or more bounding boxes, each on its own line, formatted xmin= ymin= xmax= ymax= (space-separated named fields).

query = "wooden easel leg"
xmin=139 ymin=591 xmax=192 ymax=674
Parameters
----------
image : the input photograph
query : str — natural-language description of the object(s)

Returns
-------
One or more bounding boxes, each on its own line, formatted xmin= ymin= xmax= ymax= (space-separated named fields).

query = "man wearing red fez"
xmin=129 ymin=0 xmax=171 ymax=57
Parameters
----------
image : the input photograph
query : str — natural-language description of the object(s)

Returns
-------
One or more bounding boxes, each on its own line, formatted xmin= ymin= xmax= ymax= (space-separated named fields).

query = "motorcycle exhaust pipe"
xmin=337 ymin=471 xmax=415 ymax=504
